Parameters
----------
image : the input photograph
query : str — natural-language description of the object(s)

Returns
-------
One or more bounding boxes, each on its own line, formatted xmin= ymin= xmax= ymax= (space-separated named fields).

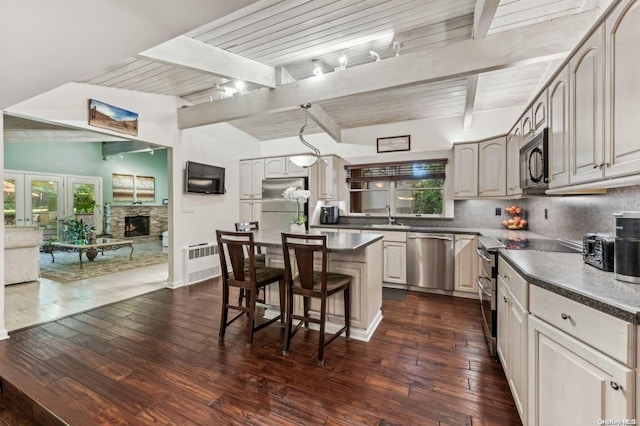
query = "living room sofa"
xmin=4 ymin=226 xmax=42 ymax=285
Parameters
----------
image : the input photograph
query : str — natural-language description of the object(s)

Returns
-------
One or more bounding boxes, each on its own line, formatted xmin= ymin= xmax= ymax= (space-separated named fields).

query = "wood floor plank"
xmin=0 ymin=279 xmax=521 ymax=425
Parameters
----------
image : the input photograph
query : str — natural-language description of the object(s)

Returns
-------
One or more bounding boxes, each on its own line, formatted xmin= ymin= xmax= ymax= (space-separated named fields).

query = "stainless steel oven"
xmin=476 ymin=238 xmax=500 ymax=357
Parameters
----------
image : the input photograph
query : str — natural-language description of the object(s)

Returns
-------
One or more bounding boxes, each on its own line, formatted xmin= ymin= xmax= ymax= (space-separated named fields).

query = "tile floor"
xmin=4 ymin=241 xmax=168 ymax=332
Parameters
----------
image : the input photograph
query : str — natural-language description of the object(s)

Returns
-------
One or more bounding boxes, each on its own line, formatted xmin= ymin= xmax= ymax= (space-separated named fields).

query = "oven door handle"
xmin=475 ymin=247 xmax=492 ymax=262
xmin=476 ymin=277 xmax=492 ymax=297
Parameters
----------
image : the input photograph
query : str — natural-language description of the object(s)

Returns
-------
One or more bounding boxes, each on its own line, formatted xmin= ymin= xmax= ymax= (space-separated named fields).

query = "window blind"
xmin=345 ymin=159 xmax=447 ymax=182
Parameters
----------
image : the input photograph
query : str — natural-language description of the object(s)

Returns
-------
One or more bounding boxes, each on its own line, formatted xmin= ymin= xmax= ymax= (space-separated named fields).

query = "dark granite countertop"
xmin=252 ymin=229 xmax=382 ymax=252
xmin=312 ymin=223 xmax=640 ymax=323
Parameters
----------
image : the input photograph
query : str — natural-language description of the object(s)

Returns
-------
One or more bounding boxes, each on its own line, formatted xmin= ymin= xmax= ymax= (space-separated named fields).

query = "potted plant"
xmin=65 ymin=218 xmax=95 ymax=242
xmin=282 ymin=186 xmax=310 ymax=232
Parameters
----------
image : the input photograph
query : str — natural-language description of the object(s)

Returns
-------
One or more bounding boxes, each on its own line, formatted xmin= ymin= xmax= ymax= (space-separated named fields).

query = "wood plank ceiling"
xmin=70 ymin=0 xmax=608 ymax=141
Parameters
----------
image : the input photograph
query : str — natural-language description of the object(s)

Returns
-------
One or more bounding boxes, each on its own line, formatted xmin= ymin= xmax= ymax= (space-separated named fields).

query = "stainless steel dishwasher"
xmin=406 ymin=232 xmax=454 ymax=290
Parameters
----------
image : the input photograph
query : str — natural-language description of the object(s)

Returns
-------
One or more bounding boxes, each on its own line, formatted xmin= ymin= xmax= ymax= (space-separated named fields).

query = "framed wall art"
xmin=112 ymin=174 xmax=134 ymax=202
xmin=135 ymin=176 xmax=155 ymax=202
xmin=88 ymin=99 xmax=139 ymax=136
xmin=377 ymin=135 xmax=410 ymax=153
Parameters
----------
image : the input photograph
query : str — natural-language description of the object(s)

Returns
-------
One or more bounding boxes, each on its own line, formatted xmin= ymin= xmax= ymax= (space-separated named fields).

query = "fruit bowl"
xmin=502 ymin=205 xmax=528 ymax=230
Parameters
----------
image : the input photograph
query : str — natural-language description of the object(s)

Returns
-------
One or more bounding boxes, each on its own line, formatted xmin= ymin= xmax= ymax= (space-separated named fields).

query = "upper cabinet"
xmin=506 ymin=124 xmax=522 ymax=196
xmin=604 ymin=0 xmax=640 ymax=178
xmin=453 ymin=143 xmax=478 ymax=198
xmin=478 ymin=137 xmax=507 ymax=197
xmin=569 ymin=26 xmax=605 ymax=185
xmin=265 ymin=156 xmax=309 ymax=178
xmin=521 ymin=110 xmax=534 ymax=140
xmin=239 ymin=159 xmax=264 ymax=199
xmin=548 ymin=66 xmax=571 ymax=188
xmin=533 ymin=90 xmax=547 ymax=133
xmin=314 ymin=156 xmax=336 ymax=199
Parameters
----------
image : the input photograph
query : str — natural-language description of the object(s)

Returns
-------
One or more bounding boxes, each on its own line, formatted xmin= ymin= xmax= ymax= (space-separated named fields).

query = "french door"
xmin=3 ymin=171 xmax=102 ymax=238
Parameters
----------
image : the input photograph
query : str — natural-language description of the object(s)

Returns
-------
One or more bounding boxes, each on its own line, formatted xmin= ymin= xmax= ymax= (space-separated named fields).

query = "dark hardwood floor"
xmin=0 ymin=279 xmax=521 ymax=425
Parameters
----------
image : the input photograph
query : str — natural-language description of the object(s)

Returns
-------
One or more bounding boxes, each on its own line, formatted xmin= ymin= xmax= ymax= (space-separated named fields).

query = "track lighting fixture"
xmin=369 ymin=50 xmax=381 ymax=62
xmin=393 ymin=41 xmax=403 ymax=57
xmin=312 ymin=59 xmax=323 ymax=76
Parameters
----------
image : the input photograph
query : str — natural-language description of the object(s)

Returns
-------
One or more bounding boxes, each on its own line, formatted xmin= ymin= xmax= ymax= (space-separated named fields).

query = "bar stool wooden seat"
xmin=281 ymin=233 xmax=352 ymax=366
xmin=216 ymin=230 xmax=286 ymax=347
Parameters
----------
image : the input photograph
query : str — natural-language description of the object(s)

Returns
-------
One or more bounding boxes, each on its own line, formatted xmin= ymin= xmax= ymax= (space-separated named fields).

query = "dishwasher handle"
xmin=477 ymin=277 xmax=493 ymax=297
xmin=475 ymin=247 xmax=492 ymax=262
xmin=407 ymin=235 xmax=453 ymax=242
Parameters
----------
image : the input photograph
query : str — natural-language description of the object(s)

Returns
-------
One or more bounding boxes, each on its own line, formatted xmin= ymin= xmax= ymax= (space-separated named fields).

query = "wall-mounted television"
xmin=184 ymin=161 xmax=225 ymax=194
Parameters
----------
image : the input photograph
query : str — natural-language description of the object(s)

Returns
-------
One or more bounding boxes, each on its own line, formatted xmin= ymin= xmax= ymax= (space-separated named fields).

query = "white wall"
xmin=259 ymin=106 xmax=522 ymax=162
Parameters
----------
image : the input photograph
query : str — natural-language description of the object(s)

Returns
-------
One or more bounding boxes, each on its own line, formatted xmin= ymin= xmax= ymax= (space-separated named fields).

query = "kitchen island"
xmin=251 ymin=229 xmax=384 ymax=342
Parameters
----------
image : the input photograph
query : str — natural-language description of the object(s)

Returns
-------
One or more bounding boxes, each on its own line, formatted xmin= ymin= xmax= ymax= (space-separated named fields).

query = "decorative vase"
xmin=87 ymin=231 xmax=97 ymax=244
xmin=86 ymin=247 xmax=99 ymax=261
xmin=290 ymin=223 xmax=306 ymax=233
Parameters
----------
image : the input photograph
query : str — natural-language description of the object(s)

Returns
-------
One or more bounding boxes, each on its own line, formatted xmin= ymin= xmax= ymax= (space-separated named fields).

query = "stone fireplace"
xmin=109 ymin=205 xmax=168 ymax=241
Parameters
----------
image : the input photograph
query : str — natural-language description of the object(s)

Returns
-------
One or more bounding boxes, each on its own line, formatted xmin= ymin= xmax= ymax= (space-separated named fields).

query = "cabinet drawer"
xmin=498 ymin=257 xmax=528 ymax=308
xmin=530 ymin=285 xmax=634 ymax=366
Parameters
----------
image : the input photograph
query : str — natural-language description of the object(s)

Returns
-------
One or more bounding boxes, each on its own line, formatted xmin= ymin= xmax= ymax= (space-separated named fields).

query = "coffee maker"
xmin=320 ymin=206 xmax=339 ymax=224
xmin=614 ymin=211 xmax=640 ymax=283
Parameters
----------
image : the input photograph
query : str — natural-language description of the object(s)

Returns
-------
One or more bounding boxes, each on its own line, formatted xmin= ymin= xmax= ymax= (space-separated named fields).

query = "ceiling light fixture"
xmin=289 ymin=103 xmax=321 ymax=168
xmin=312 ymin=59 xmax=323 ymax=76
xmin=119 ymin=153 xmax=124 ymax=159
xmin=149 ymin=149 xmax=154 ymax=155
xmin=235 ymin=80 xmax=245 ymax=91
xmin=369 ymin=50 xmax=381 ymax=62
xmin=338 ymin=54 xmax=348 ymax=69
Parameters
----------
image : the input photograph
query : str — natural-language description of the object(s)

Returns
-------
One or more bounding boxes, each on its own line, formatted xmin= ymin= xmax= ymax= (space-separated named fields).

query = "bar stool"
xmin=234 ymin=221 xmax=265 ymax=306
xmin=281 ymin=232 xmax=352 ymax=366
xmin=216 ymin=230 xmax=286 ymax=347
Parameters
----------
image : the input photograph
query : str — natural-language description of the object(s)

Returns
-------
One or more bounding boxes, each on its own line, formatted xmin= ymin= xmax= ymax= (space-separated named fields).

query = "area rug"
xmin=39 ymin=249 xmax=168 ymax=283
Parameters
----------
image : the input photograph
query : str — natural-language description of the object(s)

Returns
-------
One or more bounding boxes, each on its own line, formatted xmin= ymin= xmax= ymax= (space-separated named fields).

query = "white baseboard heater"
xmin=183 ymin=242 xmax=220 ymax=285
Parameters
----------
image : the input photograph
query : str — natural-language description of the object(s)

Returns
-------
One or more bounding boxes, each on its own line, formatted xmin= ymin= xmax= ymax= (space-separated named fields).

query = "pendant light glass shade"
xmin=290 ymin=103 xmax=321 ymax=168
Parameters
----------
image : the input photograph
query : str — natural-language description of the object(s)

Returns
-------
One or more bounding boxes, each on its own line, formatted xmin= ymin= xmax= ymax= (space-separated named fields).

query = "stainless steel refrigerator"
xmin=261 ymin=177 xmax=308 ymax=231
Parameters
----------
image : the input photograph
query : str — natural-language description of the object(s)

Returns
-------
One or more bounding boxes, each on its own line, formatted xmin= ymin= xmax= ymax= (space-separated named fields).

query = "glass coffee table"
xmin=50 ymin=238 xmax=134 ymax=269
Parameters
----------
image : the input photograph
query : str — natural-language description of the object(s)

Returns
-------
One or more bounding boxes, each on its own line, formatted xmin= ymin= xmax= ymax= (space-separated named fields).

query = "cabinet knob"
xmin=610 ymin=381 xmax=621 ymax=391
xmin=503 ymin=296 xmax=509 ymax=303
xmin=560 ymin=313 xmax=571 ymax=320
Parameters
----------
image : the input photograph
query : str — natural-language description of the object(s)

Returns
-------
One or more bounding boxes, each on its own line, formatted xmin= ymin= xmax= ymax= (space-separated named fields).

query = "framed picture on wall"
xmin=112 ymin=174 xmax=134 ymax=202
xmin=135 ymin=176 xmax=155 ymax=202
xmin=377 ymin=135 xmax=410 ymax=153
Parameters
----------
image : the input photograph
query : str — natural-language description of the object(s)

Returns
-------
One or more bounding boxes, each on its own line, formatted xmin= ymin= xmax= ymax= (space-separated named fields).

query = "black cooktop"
xmin=497 ymin=238 xmax=582 ymax=253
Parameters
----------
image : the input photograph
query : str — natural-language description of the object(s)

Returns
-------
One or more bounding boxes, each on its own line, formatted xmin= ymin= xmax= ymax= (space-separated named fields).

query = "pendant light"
xmin=289 ymin=103 xmax=321 ymax=168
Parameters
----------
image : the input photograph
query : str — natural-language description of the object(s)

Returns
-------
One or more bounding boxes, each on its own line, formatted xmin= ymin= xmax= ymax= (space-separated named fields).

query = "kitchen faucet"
xmin=385 ymin=204 xmax=395 ymax=225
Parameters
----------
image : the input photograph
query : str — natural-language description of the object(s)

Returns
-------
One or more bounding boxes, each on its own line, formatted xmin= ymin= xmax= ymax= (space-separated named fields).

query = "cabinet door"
xmin=264 ymin=157 xmax=286 ymax=178
xmin=454 ymin=235 xmax=478 ymax=293
xmin=329 ymin=260 xmax=365 ymax=329
xmin=239 ymin=160 xmax=254 ymax=199
xmin=497 ymin=277 xmax=510 ymax=374
xmin=252 ymin=200 xmax=262 ymax=224
xmin=383 ymin=241 xmax=406 ymax=284
xmin=604 ymin=0 xmax=640 ymax=178
xmin=251 ymin=159 xmax=264 ymax=198
xmin=528 ymin=316 xmax=634 ymax=425
xmin=478 ymin=137 xmax=506 ymax=197
xmin=548 ymin=66 xmax=571 ymax=188
xmin=569 ymin=27 xmax=605 ymax=184
xmin=285 ymin=157 xmax=309 ymax=177
xmin=521 ymin=109 xmax=534 ymax=139
xmin=453 ymin=143 xmax=478 ymax=197
xmin=533 ymin=90 xmax=547 ymax=132
xmin=508 ymin=292 xmax=528 ymax=422
xmin=239 ymin=200 xmax=254 ymax=222
xmin=506 ymin=126 xmax=522 ymax=196
xmin=316 ymin=156 xmax=334 ymax=199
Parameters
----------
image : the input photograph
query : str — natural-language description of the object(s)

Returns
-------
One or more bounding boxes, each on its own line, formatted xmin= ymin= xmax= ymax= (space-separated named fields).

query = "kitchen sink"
xmin=368 ymin=224 xmax=411 ymax=229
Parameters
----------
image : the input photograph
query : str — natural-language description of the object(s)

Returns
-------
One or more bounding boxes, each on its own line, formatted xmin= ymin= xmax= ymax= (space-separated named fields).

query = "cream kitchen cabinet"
xmin=569 ymin=26 xmax=605 ymax=185
xmin=532 ymin=90 xmax=547 ymax=134
xmin=497 ymin=258 xmax=528 ymax=424
xmin=264 ymin=156 xmax=308 ymax=178
xmin=603 ymin=0 xmax=640 ymax=179
xmin=239 ymin=199 xmax=262 ymax=224
xmin=312 ymin=155 xmax=344 ymax=200
xmin=453 ymin=234 xmax=478 ymax=294
xmin=362 ymin=230 xmax=406 ymax=285
xmin=478 ymin=136 xmax=506 ymax=197
xmin=528 ymin=285 xmax=635 ymax=425
xmin=506 ymin=125 xmax=522 ymax=196
xmin=521 ymin=109 xmax=534 ymax=139
xmin=453 ymin=143 xmax=478 ymax=198
xmin=548 ymin=66 xmax=571 ymax=188
xmin=239 ymin=159 xmax=264 ymax=199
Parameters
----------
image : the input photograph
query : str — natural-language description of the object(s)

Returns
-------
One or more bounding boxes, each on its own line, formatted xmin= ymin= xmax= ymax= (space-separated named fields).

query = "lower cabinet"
xmin=453 ymin=234 xmax=478 ymax=294
xmin=239 ymin=199 xmax=262 ymax=223
xmin=497 ymin=258 xmax=528 ymax=423
xmin=528 ymin=286 xmax=635 ymax=425
xmin=383 ymin=241 xmax=406 ymax=284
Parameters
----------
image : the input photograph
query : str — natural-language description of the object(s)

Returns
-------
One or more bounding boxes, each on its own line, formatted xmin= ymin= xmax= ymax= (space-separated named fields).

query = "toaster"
xmin=319 ymin=206 xmax=339 ymax=224
xmin=582 ymin=233 xmax=615 ymax=272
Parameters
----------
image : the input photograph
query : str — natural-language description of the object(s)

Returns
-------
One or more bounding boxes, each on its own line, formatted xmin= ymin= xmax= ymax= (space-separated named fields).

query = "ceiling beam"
xmin=465 ymin=0 xmax=500 ymax=128
xmin=178 ymin=10 xmax=599 ymax=129
xmin=4 ymin=130 xmax=127 ymax=143
xmin=139 ymin=35 xmax=276 ymax=88
xmin=308 ymin=104 xmax=342 ymax=143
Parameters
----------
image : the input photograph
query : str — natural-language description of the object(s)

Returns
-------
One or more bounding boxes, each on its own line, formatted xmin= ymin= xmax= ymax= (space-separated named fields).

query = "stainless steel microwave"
xmin=520 ymin=127 xmax=549 ymax=194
